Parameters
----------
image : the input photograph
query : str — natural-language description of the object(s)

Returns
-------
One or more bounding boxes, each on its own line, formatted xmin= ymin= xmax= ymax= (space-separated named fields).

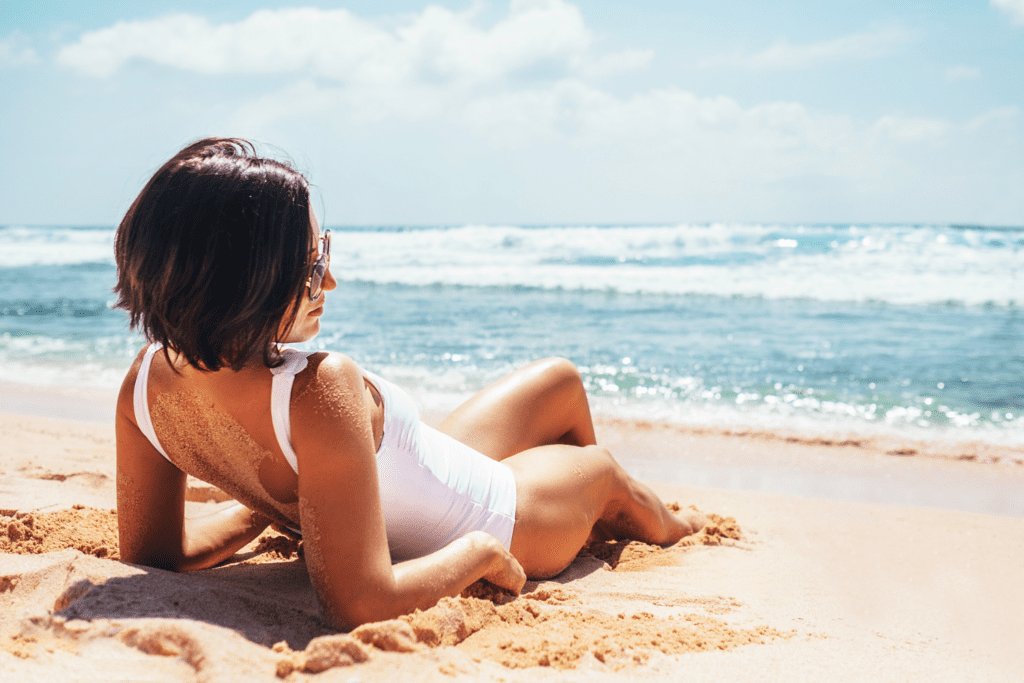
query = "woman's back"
xmin=124 ymin=343 xmax=304 ymax=527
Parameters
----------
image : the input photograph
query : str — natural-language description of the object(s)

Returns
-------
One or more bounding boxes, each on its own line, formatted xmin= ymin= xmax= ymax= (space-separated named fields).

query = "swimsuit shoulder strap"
xmin=133 ymin=343 xmax=172 ymax=462
xmin=269 ymin=348 xmax=315 ymax=475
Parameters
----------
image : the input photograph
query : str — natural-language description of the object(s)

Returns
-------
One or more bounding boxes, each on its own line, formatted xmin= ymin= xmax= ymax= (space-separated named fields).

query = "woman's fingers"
xmin=484 ymin=545 xmax=527 ymax=594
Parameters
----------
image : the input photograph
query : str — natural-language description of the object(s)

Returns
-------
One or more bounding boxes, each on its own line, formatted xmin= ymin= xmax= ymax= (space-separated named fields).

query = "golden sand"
xmin=0 ymin=504 xmax=787 ymax=675
xmin=3 ymin=409 xmax=1023 ymax=682
xmin=1 ymin=507 xmax=119 ymax=559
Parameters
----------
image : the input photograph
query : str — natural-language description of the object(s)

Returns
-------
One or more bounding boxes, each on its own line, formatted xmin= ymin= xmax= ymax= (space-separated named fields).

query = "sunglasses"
xmin=307 ymin=229 xmax=331 ymax=301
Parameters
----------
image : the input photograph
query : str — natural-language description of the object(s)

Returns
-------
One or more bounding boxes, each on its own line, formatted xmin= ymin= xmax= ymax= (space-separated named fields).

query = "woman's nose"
xmin=323 ymin=266 xmax=338 ymax=291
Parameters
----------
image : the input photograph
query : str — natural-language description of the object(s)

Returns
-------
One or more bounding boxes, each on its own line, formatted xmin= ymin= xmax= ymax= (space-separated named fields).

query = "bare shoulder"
xmin=293 ymin=351 xmax=365 ymax=402
xmin=290 ymin=351 xmax=374 ymax=457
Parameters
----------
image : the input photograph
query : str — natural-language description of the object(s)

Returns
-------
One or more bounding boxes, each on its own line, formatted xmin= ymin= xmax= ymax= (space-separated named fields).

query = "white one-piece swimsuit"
xmin=134 ymin=345 xmax=518 ymax=561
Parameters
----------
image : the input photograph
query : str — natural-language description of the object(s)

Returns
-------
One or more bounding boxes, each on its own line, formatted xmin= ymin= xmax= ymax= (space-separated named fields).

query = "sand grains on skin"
xmin=150 ymin=388 xmax=300 ymax=524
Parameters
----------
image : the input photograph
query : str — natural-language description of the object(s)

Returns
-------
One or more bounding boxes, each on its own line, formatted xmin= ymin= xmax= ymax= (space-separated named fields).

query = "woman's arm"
xmin=115 ymin=356 xmax=270 ymax=571
xmin=291 ymin=354 xmax=525 ymax=629
xmin=176 ymin=501 xmax=271 ymax=571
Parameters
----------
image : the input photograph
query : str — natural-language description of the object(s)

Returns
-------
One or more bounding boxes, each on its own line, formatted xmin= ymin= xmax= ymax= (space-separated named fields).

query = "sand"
xmin=1 ymin=405 xmax=1023 ymax=682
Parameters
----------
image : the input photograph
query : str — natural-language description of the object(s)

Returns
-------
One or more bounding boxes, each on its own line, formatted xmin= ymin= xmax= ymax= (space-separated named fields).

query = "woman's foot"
xmin=677 ymin=508 xmax=708 ymax=537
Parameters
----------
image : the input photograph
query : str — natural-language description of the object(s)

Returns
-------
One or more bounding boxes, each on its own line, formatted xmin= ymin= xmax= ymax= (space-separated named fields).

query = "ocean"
xmin=1 ymin=222 xmax=1022 ymax=446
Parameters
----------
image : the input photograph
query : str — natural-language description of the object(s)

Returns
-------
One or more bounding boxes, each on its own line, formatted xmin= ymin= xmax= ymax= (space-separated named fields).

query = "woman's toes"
xmin=683 ymin=509 xmax=708 ymax=535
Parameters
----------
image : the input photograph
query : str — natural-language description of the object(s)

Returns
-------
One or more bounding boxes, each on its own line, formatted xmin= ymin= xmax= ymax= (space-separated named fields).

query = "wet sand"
xmin=1 ymin=395 xmax=1023 ymax=681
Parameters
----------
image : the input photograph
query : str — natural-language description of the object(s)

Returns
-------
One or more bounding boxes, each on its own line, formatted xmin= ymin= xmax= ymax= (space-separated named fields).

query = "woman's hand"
xmin=472 ymin=531 xmax=527 ymax=594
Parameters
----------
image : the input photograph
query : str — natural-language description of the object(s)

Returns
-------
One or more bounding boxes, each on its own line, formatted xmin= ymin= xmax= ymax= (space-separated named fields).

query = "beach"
xmin=4 ymin=0 xmax=1024 ymax=675
xmin=2 ymin=221 xmax=1022 ymax=680
xmin=3 ymin=387 xmax=1023 ymax=682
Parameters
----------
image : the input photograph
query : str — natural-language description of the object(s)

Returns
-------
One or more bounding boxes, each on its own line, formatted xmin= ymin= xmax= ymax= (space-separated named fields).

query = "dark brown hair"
xmin=114 ymin=137 xmax=314 ymax=371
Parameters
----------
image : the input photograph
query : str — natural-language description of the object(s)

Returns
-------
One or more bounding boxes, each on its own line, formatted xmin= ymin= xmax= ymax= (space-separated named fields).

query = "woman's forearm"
xmin=324 ymin=531 xmax=524 ymax=628
xmin=177 ymin=502 xmax=272 ymax=571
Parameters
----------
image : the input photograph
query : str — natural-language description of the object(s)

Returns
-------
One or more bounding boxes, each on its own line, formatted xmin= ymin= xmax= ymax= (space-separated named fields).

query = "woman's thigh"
xmin=502 ymin=444 xmax=617 ymax=578
xmin=437 ymin=358 xmax=596 ymax=461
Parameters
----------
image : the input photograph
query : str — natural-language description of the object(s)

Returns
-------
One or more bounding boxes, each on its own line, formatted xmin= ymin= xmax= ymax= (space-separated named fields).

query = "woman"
xmin=114 ymin=137 xmax=705 ymax=629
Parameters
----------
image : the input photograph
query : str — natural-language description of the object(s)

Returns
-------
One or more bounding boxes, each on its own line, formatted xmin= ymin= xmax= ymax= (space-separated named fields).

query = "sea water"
xmin=1 ymin=222 xmax=1022 ymax=445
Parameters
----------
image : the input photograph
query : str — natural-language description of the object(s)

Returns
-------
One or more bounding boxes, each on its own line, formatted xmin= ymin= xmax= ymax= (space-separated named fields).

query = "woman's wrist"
xmin=245 ymin=506 xmax=273 ymax=531
xmin=464 ymin=530 xmax=501 ymax=560
xmin=462 ymin=531 xmax=525 ymax=594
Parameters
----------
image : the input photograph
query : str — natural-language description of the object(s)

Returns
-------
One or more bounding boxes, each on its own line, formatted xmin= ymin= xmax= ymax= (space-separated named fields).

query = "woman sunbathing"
xmin=113 ymin=137 xmax=705 ymax=629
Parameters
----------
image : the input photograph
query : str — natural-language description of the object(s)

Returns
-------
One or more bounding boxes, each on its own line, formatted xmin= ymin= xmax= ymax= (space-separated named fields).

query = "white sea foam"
xmin=585 ymin=393 xmax=1024 ymax=448
xmin=0 ymin=357 xmax=128 ymax=390
xmin=4 ymin=223 xmax=1021 ymax=305
xmin=0 ymin=226 xmax=115 ymax=267
xmin=328 ymin=223 xmax=1023 ymax=306
xmin=0 ymin=332 xmax=143 ymax=389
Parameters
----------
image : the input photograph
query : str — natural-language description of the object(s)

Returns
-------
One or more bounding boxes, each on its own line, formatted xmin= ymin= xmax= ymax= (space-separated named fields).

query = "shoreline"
xmin=0 ymin=380 xmax=119 ymax=425
xmin=591 ymin=416 xmax=1024 ymax=518
xmin=4 ymin=371 xmax=1024 ymax=449
xmin=1 ymin=373 xmax=1022 ymax=517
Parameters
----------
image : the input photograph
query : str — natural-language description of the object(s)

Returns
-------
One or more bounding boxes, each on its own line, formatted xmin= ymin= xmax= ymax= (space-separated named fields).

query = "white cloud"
xmin=699 ymin=27 xmax=912 ymax=70
xmin=872 ymin=115 xmax=951 ymax=142
xmin=54 ymin=0 xmax=644 ymax=84
xmin=966 ymin=106 xmax=1019 ymax=133
xmin=459 ymin=81 xmax=959 ymax=173
xmin=945 ymin=65 xmax=981 ymax=82
xmin=992 ymin=0 xmax=1024 ymax=25
xmin=56 ymin=10 xmax=401 ymax=79
xmin=252 ymin=69 xmax=964 ymax=189
xmin=0 ymin=32 xmax=38 ymax=67
xmin=46 ymin=2 xmax=1020 ymax=225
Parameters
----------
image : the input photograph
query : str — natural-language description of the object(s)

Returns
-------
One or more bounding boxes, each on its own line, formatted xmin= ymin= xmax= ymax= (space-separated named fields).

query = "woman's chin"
xmin=279 ymin=322 xmax=320 ymax=345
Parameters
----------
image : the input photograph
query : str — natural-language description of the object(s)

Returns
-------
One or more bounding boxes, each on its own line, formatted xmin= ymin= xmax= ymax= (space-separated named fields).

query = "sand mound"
xmin=266 ymin=593 xmax=794 ymax=675
xmin=1 ymin=507 xmax=119 ymax=559
xmin=249 ymin=533 xmax=302 ymax=563
xmin=585 ymin=507 xmax=743 ymax=571
xmin=1 ymin=504 xmax=782 ymax=677
xmin=453 ymin=600 xmax=788 ymax=670
xmin=0 ymin=506 xmax=307 ymax=566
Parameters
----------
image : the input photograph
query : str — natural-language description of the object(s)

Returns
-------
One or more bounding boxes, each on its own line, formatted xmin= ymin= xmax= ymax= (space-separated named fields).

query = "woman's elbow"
xmin=320 ymin=602 xmax=370 ymax=631
xmin=319 ymin=591 xmax=403 ymax=631
xmin=119 ymin=547 xmax=183 ymax=572
xmin=117 ymin=535 xmax=186 ymax=571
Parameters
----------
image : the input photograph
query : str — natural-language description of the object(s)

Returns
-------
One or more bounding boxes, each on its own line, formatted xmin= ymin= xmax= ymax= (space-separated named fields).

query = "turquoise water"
xmin=1 ymin=222 xmax=1022 ymax=444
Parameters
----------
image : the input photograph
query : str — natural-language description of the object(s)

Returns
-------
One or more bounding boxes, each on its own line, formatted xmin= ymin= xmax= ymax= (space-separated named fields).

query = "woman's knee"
xmin=584 ymin=445 xmax=638 ymax=502
xmin=534 ymin=357 xmax=583 ymax=390
xmin=508 ymin=445 xmax=617 ymax=513
xmin=577 ymin=445 xmax=626 ymax=492
xmin=580 ymin=443 xmax=612 ymax=462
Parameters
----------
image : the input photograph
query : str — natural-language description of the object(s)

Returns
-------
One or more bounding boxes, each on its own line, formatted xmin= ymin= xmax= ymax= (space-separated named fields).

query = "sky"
xmin=1 ymin=0 xmax=1023 ymax=226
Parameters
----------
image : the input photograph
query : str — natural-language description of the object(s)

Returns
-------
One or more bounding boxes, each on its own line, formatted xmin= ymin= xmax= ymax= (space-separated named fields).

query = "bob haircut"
xmin=114 ymin=137 xmax=314 ymax=371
